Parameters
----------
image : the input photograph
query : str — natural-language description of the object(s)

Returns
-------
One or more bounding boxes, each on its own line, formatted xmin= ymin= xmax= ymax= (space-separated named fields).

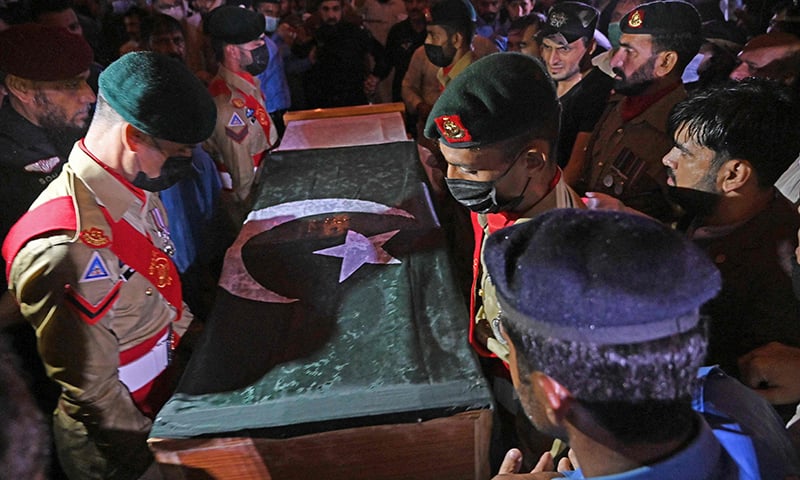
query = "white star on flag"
xmin=313 ymin=229 xmax=401 ymax=282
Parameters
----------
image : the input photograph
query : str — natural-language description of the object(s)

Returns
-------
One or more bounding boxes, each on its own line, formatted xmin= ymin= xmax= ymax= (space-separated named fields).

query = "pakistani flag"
xmin=151 ymin=141 xmax=490 ymax=439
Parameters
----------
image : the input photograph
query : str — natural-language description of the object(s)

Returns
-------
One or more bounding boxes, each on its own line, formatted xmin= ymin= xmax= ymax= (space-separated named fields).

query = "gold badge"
xmin=232 ymin=98 xmax=246 ymax=109
xmin=628 ymin=10 xmax=643 ymax=28
xmin=435 ymin=115 xmax=472 ymax=143
xmin=148 ymin=251 xmax=173 ymax=288
xmin=79 ymin=227 xmax=111 ymax=248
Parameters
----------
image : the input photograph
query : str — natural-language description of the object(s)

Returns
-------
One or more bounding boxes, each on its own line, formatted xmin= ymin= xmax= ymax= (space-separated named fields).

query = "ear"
xmin=522 ymin=140 xmax=551 ymax=172
xmin=533 ymin=372 xmax=572 ymax=424
xmin=225 ymin=43 xmax=240 ymax=62
xmin=451 ymin=31 xmax=465 ymax=50
xmin=653 ymin=50 xmax=678 ymax=78
xmin=123 ymin=124 xmax=146 ymax=153
xmin=4 ymin=74 xmax=36 ymax=104
xmin=718 ymin=159 xmax=753 ymax=193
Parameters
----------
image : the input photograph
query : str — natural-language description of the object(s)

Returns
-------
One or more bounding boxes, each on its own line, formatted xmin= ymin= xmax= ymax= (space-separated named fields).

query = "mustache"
xmin=612 ymin=67 xmax=625 ymax=79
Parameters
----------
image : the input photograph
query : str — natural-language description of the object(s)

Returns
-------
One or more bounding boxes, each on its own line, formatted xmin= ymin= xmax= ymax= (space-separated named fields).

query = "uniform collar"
xmin=70 ymin=140 xmax=147 ymax=221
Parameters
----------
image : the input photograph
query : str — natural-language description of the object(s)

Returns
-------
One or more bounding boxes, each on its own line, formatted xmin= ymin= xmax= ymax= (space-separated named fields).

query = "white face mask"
xmin=264 ymin=15 xmax=279 ymax=33
xmin=159 ymin=5 xmax=186 ymax=20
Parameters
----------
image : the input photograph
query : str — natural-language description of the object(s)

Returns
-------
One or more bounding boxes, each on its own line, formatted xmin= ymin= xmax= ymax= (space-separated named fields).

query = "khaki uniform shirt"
xmin=437 ymin=51 xmax=475 ymax=90
xmin=7 ymin=143 xmax=192 ymax=479
xmin=580 ymin=86 xmax=686 ymax=221
xmin=205 ymin=65 xmax=278 ymax=224
xmin=475 ymin=173 xmax=584 ymax=360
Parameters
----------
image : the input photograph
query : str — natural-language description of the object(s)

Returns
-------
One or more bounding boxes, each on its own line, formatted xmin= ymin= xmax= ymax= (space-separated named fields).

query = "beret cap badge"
xmin=628 ymin=10 xmax=644 ymax=28
xmin=549 ymin=11 xmax=568 ymax=27
xmin=436 ymin=115 xmax=472 ymax=143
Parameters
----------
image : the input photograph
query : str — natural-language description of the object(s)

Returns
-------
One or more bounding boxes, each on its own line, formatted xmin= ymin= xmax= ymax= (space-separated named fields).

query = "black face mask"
xmin=244 ymin=44 xmax=269 ymax=76
xmin=132 ymin=156 xmax=194 ymax=192
xmin=424 ymin=42 xmax=456 ymax=67
xmin=445 ymin=156 xmax=531 ymax=214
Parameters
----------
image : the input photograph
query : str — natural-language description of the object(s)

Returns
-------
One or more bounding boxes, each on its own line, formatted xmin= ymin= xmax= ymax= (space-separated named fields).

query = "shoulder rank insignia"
xmin=435 ymin=115 xmax=472 ymax=143
xmin=232 ymin=98 xmax=246 ymax=109
xmin=628 ymin=10 xmax=644 ymax=28
xmin=79 ymin=227 xmax=111 ymax=248
xmin=225 ymin=126 xmax=249 ymax=143
xmin=80 ymin=251 xmax=111 ymax=283
xmin=228 ymin=112 xmax=246 ymax=127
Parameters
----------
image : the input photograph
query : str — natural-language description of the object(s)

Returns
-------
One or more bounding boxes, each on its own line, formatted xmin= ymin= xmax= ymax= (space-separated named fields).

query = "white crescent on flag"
xmin=219 ymin=199 xmax=415 ymax=303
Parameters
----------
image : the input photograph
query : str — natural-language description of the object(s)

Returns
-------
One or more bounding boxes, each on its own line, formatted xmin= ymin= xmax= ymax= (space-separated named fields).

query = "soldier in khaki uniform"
xmin=204 ymin=6 xmax=279 ymax=225
xmin=2 ymin=52 xmax=216 ymax=480
xmin=424 ymin=53 xmax=585 ymax=471
xmin=575 ymin=0 xmax=702 ymax=223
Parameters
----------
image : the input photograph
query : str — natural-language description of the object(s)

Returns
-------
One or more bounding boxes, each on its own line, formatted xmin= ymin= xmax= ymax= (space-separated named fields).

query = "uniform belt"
xmin=118 ymin=328 xmax=170 ymax=393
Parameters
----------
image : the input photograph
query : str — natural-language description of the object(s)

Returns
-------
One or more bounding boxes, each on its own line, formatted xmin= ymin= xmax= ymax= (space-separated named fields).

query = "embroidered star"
xmin=313 ymin=229 xmax=401 ymax=282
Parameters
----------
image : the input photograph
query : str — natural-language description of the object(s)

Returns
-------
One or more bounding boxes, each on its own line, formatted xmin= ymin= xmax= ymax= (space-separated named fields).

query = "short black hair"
xmin=504 ymin=318 xmax=707 ymax=443
xmin=141 ymin=12 xmax=184 ymax=45
xmin=30 ymin=0 xmax=73 ymax=20
xmin=650 ymin=30 xmax=703 ymax=73
xmin=668 ymin=78 xmax=800 ymax=188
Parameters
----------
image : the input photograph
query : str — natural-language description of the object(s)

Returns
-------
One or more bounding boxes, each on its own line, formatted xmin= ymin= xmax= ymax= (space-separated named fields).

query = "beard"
xmin=34 ymin=90 xmax=90 ymax=154
xmin=613 ymin=56 xmax=656 ymax=96
xmin=666 ymin=166 xmax=722 ymax=221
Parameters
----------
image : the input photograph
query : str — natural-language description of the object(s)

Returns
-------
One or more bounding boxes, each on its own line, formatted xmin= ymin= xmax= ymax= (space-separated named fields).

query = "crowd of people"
xmin=0 ymin=0 xmax=799 ymax=478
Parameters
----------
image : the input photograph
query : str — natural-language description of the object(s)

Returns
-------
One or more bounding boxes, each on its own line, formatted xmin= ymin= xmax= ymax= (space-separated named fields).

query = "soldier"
xmin=204 ymin=5 xmax=279 ymax=225
xmin=575 ymin=0 xmax=702 ymax=222
xmin=2 ymin=52 xmax=216 ymax=479
xmin=424 ymin=52 xmax=585 ymax=470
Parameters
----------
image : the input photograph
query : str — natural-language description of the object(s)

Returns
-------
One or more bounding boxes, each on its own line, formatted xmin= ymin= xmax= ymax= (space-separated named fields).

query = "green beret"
xmin=205 ymin=5 xmax=265 ymax=44
xmin=426 ymin=0 xmax=476 ymax=30
xmin=0 ymin=24 xmax=93 ymax=81
xmin=424 ymin=53 xmax=559 ymax=149
xmin=99 ymin=52 xmax=216 ymax=144
xmin=620 ymin=0 xmax=701 ymax=36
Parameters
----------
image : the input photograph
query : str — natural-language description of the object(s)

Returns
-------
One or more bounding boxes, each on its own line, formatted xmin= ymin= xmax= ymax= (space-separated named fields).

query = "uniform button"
xmin=714 ymin=254 xmax=726 ymax=264
xmin=145 ymin=287 xmax=154 ymax=296
xmin=616 ymin=128 xmax=623 ymax=134
xmin=478 ymin=289 xmax=484 ymax=297
xmin=598 ymin=162 xmax=604 ymax=167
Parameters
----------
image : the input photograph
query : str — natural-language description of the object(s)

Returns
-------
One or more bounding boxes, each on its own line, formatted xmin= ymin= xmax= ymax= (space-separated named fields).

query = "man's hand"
xmin=738 ymin=342 xmax=800 ymax=405
xmin=492 ymin=449 xmax=571 ymax=479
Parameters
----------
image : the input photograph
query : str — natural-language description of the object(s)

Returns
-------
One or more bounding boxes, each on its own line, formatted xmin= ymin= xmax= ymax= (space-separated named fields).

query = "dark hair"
xmin=650 ymin=30 xmax=703 ymax=73
xmin=30 ymin=0 xmax=73 ymax=20
xmin=141 ymin=12 xmax=185 ymax=45
xmin=503 ymin=317 xmax=707 ymax=443
xmin=508 ymin=12 xmax=544 ymax=34
xmin=668 ymin=78 xmax=800 ymax=188
xmin=440 ymin=20 xmax=475 ymax=45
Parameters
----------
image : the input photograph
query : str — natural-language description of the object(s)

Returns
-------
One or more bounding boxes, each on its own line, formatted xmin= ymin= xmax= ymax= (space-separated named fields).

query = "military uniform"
xmin=436 ymin=51 xmax=475 ymax=90
xmin=206 ymin=65 xmax=278 ymax=222
xmin=472 ymin=173 xmax=584 ymax=360
xmin=579 ymin=85 xmax=685 ymax=222
xmin=3 ymin=142 xmax=192 ymax=479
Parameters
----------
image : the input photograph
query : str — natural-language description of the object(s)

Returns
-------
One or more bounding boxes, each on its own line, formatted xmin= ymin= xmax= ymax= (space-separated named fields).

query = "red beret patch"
xmin=627 ymin=10 xmax=644 ymax=28
xmin=435 ymin=115 xmax=472 ymax=143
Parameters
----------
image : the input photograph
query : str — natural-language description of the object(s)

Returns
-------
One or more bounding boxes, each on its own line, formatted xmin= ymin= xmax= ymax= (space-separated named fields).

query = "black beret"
xmin=620 ymin=0 xmax=701 ymax=36
xmin=0 ymin=24 xmax=93 ymax=81
xmin=424 ymin=53 xmax=559 ymax=148
xmin=426 ymin=0 xmax=476 ymax=29
xmin=484 ymin=209 xmax=721 ymax=345
xmin=99 ymin=52 xmax=217 ymax=144
xmin=205 ymin=5 xmax=265 ymax=44
xmin=540 ymin=1 xmax=599 ymax=45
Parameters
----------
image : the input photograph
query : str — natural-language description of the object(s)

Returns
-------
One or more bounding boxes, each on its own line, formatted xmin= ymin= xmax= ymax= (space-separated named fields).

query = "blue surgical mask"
xmin=264 ymin=15 xmax=279 ymax=33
